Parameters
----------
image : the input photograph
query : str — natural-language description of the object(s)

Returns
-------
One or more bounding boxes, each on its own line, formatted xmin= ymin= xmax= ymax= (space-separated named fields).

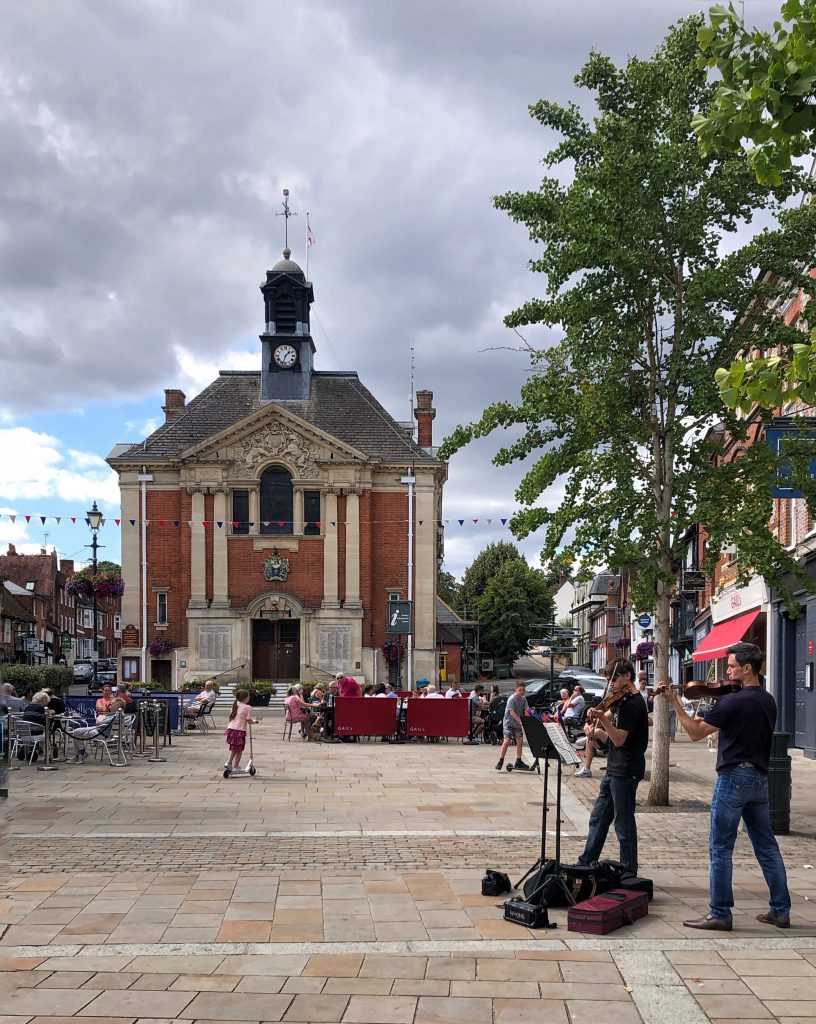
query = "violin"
xmin=586 ymin=686 xmax=630 ymax=722
xmin=680 ymin=679 xmax=742 ymax=701
xmin=654 ymin=679 xmax=742 ymax=701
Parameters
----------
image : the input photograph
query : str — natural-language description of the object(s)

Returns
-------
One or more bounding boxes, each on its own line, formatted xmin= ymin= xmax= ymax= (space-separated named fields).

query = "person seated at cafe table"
xmin=115 ymin=682 xmax=134 ymax=706
xmin=424 ymin=684 xmax=444 ymax=699
xmin=20 ymin=692 xmax=50 ymax=761
xmin=469 ymin=683 xmax=487 ymax=739
xmin=67 ymin=699 xmax=127 ymax=762
xmin=445 ymin=679 xmax=464 ymax=698
xmin=183 ymin=680 xmax=216 ymax=726
xmin=96 ymin=684 xmax=114 ymax=715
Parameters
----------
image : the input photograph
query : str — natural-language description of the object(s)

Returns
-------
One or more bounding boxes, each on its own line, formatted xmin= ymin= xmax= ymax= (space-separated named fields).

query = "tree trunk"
xmin=646 ymin=578 xmax=673 ymax=806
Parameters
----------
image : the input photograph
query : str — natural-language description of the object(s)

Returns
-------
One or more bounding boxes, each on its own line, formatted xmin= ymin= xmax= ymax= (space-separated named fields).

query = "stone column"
xmin=294 ymin=488 xmax=304 ymax=534
xmin=249 ymin=488 xmax=259 ymax=535
xmin=119 ymin=483 xmax=141 ymax=635
xmin=189 ymin=490 xmax=207 ymax=609
xmin=212 ymin=489 xmax=230 ymax=608
xmin=322 ymin=490 xmax=340 ymax=608
xmin=345 ymin=490 xmax=361 ymax=608
xmin=414 ymin=475 xmax=437 ymax=671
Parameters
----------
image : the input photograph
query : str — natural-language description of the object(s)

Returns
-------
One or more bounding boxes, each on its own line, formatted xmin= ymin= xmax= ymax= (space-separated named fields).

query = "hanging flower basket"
xmin=67 ymin=567 xmax=125 ymax=601
xmin=614 ymin=636 xmax=630 ymax=649
xmin=635 ymin=640 xmax=654 ymax=660
xmin=148 ymin=638 xmax=175 ymax=658
xmin=381 ymin=640 xmax=405 ymax=663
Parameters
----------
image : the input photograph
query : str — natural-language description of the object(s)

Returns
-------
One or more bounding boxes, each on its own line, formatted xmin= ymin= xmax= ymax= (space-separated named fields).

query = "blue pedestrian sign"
xmin=637 ymin=614 xmax=653 ymax=630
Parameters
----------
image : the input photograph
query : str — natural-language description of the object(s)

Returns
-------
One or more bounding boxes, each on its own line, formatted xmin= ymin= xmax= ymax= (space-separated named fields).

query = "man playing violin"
xmin=576 ymin=659 xmax=649 ymax=876
xmin=658 ymin=641 xmax=791 ymax=932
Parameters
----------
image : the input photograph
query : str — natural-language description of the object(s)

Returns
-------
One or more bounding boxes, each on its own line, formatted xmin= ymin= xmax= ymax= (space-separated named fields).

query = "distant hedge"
xmin=1 ymin=663 xmax=73 ymax=692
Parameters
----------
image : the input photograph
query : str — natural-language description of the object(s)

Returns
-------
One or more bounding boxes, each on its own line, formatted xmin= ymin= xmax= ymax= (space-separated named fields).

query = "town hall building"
xmin=108 ymin=248 xmax=446 ymax=689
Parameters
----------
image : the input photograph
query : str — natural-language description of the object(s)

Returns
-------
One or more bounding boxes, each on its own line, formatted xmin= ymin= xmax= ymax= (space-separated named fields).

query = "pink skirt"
xmin=225 ymin=728 xmax=246 ymax=753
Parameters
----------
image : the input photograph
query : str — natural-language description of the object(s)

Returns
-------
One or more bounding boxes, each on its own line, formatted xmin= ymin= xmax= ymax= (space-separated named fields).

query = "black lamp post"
xmin=86 ymin=502 xmax=104 ymax=690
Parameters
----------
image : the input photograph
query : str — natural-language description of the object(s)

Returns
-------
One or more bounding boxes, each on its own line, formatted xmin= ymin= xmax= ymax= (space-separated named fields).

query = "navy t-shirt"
xmin=606 ymin=692 xmax=649 ymax=780
xmin=704 ymin=686 xmax=777 ymax=774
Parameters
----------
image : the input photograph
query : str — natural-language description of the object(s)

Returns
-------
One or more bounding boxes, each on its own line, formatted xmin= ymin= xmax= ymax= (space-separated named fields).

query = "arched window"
xmin=260 ymin=466 xmax=293 ymax=534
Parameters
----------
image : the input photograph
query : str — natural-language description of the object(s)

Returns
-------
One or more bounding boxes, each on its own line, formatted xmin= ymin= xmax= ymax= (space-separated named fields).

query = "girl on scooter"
xmin=225 ymin=689 xmax=259 ymax=773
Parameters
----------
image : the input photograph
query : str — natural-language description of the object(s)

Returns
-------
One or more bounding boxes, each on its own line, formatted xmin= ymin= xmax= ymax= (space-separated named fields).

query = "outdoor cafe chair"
xmin=10 ymin=719 xmax=46 ymax=765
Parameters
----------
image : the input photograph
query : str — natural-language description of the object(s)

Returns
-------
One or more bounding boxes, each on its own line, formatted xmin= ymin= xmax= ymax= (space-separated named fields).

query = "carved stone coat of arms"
xmin=263 ymin=553 xmax=291 ymax=582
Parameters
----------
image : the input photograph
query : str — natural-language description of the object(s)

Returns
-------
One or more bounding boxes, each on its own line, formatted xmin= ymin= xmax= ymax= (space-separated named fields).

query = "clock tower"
xmin=260 ymin=247 xmax=315 ymax=403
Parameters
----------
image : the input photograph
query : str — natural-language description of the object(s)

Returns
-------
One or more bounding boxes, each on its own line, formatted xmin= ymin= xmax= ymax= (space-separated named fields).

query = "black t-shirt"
xmin=704 ymin=685 xmax=777 ymax=774
xmin=606 ymin=692 xmax=649 ymax=780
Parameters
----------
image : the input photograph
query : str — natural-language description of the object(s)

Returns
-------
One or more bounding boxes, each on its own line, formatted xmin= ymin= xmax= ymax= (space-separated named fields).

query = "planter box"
xmin=249 ymin=693 xmax=271 ymax=707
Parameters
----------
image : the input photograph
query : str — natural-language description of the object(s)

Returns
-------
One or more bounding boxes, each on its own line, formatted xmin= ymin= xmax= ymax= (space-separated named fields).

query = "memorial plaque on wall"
xmin=198 ymin=625 xmax=233 ymax=672
xmin=122 ymin=625 xmax=139 ymax=647
xmin=318 ymin=625 xmax=352 ymax=672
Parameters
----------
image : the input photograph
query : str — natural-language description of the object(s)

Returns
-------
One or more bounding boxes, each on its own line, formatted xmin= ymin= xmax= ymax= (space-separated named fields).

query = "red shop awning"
xmin=692 ymin=609 xmax=760 ymax=662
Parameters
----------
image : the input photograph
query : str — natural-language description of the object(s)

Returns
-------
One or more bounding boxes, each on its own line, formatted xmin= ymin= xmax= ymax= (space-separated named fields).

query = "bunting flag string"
xmin=0 ymin=511 xmax=520 ymax=530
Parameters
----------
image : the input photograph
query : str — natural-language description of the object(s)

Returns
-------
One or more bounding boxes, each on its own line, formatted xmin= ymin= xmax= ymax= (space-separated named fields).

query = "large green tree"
xmin=459 ymin=542 xmax=522 ymax=617
xmin=476 ymin=559 xmax=553 ymax=664
xmin=437 ymin=568 xmax=461 ymax=610
xmin=440 ymin=18 xmax=816 ymax=804
xmin=696 ymin=0 xmax=816 ymax=186
xmin=697 ymin=1 xmax=816 ymax=410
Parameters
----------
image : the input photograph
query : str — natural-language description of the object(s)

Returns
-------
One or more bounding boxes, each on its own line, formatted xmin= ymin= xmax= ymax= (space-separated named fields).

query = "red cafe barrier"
xmin=333 ymin=697 xmax=399 ymax=737
xmin=406 ymin=697 xmax=469 ymax=738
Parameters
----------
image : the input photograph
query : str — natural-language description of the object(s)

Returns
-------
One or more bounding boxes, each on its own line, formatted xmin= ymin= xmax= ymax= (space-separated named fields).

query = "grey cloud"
xmin=0 ymin=0 xmax=784 ymax=573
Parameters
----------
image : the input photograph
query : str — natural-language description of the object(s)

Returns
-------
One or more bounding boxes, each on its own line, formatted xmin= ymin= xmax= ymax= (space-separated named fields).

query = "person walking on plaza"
xmin=495 ymin=681 xmax=531 ymax=772
xmin=224 ymin=689 xmax=259 ymax=773
xmin=577 ymin=659 xmax=648 ymax=874
xmin=659 ymin=641 xmax=791 ymax=931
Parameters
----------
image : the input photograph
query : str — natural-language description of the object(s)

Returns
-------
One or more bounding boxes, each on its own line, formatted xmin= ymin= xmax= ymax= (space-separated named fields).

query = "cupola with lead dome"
xmin=260 ymin=245 xmax=315 ymax=403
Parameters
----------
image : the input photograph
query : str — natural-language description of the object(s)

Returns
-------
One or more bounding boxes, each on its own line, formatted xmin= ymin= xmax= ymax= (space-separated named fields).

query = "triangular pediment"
xmin=177 ymin=402 xmax=369 ymax=477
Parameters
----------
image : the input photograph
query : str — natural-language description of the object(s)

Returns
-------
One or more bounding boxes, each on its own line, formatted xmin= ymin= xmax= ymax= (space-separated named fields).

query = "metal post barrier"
xmin=0 ymin=712 xmax=9 ymax=797
xmin=146 ymin=700 xmax=167 ymax=763
xmin=8 ymin=713 xmax=22 ymax=771
xmin=37 ymin=713 xmax=58 ymax=773
xmin=109 ymin=710 xmax=128 ymax=768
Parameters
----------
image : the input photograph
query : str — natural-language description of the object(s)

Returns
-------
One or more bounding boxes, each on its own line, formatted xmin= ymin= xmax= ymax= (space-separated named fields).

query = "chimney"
xmin=414 ymin=389 xmax=436 ymax=448
xmin=60 ymin=559 xmax=75 ymax=575
xmin=162 ymin=389 xmax=186 ymax=422
xmin=7 ymin=543 xmax=15 ymax=555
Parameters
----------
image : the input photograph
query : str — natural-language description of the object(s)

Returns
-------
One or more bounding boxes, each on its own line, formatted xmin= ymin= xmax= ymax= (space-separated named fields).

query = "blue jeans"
xmin=579 ymin=773 xmax=639 ymax=874
xmin=709 ymin=765 xmax=791 ymax=920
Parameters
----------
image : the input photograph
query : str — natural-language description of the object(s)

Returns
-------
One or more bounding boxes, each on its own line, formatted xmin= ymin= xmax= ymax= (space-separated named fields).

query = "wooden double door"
xmin=252 ymin=618 xmax=300 ymax=684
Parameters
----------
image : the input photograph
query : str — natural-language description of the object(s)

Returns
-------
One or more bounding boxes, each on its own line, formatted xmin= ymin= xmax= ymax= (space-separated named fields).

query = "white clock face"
xmin=273 ymin=344 xmax=297 ymax=368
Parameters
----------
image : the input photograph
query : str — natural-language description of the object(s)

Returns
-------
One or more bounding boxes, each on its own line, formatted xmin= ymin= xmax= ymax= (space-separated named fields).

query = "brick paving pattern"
xmin=2 ymin=717 xmax=816 ymax=1023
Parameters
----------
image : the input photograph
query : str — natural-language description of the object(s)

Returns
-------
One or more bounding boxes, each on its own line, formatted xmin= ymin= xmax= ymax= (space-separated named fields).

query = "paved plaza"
xmin=2 ymin=716 xmax=816 ymax=1023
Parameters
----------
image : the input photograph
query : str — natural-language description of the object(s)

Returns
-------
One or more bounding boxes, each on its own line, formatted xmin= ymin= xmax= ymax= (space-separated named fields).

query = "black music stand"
xmin=514 ymin=714 xmax=581 ymax=907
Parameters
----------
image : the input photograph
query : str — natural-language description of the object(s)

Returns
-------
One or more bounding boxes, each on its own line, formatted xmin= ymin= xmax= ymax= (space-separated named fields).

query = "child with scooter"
xmin=224 ymin=689 xmax=259 ymax=776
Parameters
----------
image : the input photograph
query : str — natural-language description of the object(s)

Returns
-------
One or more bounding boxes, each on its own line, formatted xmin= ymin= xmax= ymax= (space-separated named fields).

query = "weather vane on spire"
xmin=276 ymin=188 xmax=298 ymax=253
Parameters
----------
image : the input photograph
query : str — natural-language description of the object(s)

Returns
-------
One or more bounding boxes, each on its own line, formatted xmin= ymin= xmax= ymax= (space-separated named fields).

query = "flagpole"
xmin=306 ymin=211 xmax=310 ymax=280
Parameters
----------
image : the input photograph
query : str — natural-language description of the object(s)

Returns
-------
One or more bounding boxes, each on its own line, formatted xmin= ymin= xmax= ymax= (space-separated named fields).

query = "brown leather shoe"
xmin=756 ymin=911 xmax=790 ymax=929
xmin=683 ymin=915 xmax=733 ymax=931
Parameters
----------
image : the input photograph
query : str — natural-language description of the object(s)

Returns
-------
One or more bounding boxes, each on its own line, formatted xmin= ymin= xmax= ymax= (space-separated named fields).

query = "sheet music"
xmin=543 ymin=721 xmax=582 ymax=765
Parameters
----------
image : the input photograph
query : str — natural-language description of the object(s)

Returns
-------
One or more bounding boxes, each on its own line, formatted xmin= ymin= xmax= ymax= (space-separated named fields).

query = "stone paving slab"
xmin=3 ymin=711 xmax=816 ymax=1023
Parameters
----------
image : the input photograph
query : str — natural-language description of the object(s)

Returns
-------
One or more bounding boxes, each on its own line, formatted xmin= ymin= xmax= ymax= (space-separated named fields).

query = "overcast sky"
xmin=0 ymin=0 xmax=784 ymax=578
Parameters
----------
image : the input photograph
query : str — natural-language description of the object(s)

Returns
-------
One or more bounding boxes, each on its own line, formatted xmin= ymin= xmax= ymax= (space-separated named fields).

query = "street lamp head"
xmin=87 ymin=501 xmax=103 ymax=531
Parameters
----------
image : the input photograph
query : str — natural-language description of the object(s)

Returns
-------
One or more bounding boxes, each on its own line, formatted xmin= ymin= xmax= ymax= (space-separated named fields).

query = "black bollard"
xmin=768 ymin=731 xmax=791 ymax=835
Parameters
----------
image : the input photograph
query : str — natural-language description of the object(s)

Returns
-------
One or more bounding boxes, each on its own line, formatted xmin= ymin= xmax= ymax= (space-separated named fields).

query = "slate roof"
xmin=111 ymin=371 xmax=437 ymax=464
xmin=2 ymin=581 xmax=35 ymax=623
xmin=0 ymin=551 xmax=57 ymax=600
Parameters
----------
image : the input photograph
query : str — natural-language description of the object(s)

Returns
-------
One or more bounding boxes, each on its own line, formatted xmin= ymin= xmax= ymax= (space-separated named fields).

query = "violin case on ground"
xmin=567 ymin=888 xmax=649 ymax=934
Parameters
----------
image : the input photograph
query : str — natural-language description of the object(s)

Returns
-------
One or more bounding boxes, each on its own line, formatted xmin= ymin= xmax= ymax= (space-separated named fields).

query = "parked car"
xmin=520 ymin=672 xmax=607 ymax=711
xmin=72 ymin=659 xmax=93 ymax=681
xmin=96 ymin=669 xmax=118 ymax=687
